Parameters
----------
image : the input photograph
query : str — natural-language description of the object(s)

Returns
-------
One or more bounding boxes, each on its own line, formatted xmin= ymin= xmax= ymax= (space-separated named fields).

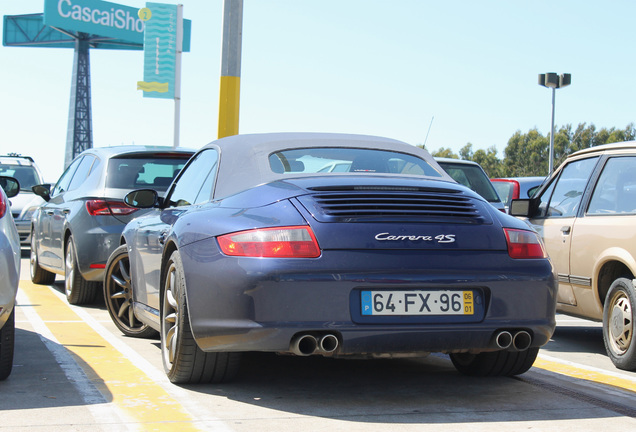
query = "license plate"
xmin=361 ymin=290 xmax=474 ymax=316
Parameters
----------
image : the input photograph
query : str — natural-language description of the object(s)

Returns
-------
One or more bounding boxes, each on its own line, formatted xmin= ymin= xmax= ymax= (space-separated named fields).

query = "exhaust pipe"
xmin=319 ymin=334 xmax=339 ymax=353
xmin=494 ymin=331 xmax=513 ymax=350
xmin=291 ymin=334 xmax=318 ymax=356
xmin=512 ymin=331 xmax=532 ymax=351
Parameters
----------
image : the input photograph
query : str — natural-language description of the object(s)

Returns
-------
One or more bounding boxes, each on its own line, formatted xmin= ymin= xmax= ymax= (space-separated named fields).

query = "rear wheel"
xmin=0 ymin=309 xmax=15 ymax=381
xmin=104 ymin=245 xmax=157 ymax=338
xmin=603 ymin=278 xmax=636 ymax=371
xmin=161 ymin=250 xmax=241 ymax=384
xmin=450 ymin=348 xmax=539 ymax=377
xmin=65 ymin=236 xmax=99 ymax=305
xmin=30 ymin=233 xmax=55 ymax=285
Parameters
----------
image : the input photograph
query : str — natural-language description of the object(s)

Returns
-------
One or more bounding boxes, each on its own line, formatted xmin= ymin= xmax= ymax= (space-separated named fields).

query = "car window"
xmin=67 ymin=155 xmax=96 ymax=191
xmin=587 ymin=156 xmax=636 ymax=215
xmin=269 ymin=148 xmax=442 ymax=177
xmin=492 ymin=181 xmax=514 ymax=207
xmin=52 ymin=157 xmax=84 ymax=197
xmin=168 ymin=149 xmax=219 ymax=207
xmin=527 ymin=185 xmax=541 ymax=198
xmin=106 ymin=155 xmax=190 ymax=191
xmin=538 ymin=156 xmax=598 ymax=218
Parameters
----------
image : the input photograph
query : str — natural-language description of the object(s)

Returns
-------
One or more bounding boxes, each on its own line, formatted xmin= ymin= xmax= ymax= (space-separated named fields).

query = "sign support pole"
xmin=174 ymin=4 xmax=183 ymax=148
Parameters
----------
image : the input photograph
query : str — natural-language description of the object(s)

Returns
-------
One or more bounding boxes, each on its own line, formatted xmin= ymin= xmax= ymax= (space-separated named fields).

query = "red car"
xmin=491 ymin=177 xmax=545 ymax=212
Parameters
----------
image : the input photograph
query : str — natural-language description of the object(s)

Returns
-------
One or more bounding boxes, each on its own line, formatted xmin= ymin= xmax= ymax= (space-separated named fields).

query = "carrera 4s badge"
xmin=375 ymin=233 xmax=456 ymax=243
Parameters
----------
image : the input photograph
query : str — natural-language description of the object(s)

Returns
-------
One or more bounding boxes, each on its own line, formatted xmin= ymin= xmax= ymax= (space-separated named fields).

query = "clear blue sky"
xmin=2 ymin=0 xmax=635 ymax=181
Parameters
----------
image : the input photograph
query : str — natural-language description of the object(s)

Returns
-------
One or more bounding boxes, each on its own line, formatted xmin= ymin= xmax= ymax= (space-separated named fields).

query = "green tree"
xmin=425 ymin=123 xmax=635 ymax=179
xmin=459 ymin=143 xmax=473 ymax=160
xmin=471 ymin=146 xmax=502 ymax=178
xmin=430 ymin=147 xmax=459 ymax=159
xmin=502 ymin=129 xmax=549 ymax=176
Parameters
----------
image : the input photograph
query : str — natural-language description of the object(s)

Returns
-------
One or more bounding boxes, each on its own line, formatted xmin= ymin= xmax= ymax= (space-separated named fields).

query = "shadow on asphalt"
xmin=545 ymin=325 xmax=606 ymax=355
xmin=177 ymin=351 xmax=620 ymax=423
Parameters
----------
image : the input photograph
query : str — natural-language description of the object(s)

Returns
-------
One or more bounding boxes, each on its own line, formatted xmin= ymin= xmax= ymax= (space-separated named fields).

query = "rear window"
xmin=106 ymin=155 xmax=191 ymax=191
xmin=268 ymin=148 xmax=442 ymax=177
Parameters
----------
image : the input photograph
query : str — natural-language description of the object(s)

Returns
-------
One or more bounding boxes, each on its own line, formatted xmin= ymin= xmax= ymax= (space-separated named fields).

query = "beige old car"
xmin=511 ymin=142 xmax=636 ymax=371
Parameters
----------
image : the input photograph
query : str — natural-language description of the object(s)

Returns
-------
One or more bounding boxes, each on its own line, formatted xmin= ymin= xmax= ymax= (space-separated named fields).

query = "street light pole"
xmin=549 ymin=86 xmax=556 ymax=173
xmin=538 ymin=72 xmax=571 ymax=174
xmin=218 ymin=0 xmax=243 ymax=139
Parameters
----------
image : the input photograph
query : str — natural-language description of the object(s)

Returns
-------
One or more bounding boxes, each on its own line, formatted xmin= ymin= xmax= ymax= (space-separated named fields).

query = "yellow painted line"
xmin=534 ymin=356 xmax=636 ymax=393
xmin=19 ymin=280 xmax=203 ymax=432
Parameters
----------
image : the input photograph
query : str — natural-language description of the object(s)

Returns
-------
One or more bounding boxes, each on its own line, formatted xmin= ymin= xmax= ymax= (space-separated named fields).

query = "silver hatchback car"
xmin=0 ymin=176 xmax=21 ymax=381
xmin=30 ymin=146 xmax=194 ymax=305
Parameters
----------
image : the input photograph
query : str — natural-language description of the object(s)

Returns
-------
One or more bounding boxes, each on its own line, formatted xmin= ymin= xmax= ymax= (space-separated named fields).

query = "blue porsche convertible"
xmin=103 ymin=133 xmax=557 ymax=384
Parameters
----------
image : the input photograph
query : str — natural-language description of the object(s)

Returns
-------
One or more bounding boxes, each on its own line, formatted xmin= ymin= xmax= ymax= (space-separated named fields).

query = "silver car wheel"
xmin=159 ymin=250 xmax=241 ymax=383
xmin=29 ymin=239 xmax=37 ymax=279
xmin=603 ymin=277 xmax=636 ymax=371
xmin=64 ymin=236 xmax=98 ymax=305
xmin=607 ymin=291 xmax=633 ymax=354
xmin=104 ymin=245 xmax=157 ymax=338
xmin=65 ymin=240 xmax=76 ymax=298
xmin=162 ymin=261 xmax=180 ymax=367
xmin=30 ymin=233 xmax=55 ymax=285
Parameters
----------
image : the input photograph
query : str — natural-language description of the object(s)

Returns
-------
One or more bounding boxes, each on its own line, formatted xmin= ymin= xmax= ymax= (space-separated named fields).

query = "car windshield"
xmin=106 ymin=156 xmax=190 ymax=191
xmin=437 ymin=162 xmax=500 ymax=203
xmin=0 ymin=164 xmax=40 ymax=190
xmin=268 ymin=148 xmax=442 ymax=177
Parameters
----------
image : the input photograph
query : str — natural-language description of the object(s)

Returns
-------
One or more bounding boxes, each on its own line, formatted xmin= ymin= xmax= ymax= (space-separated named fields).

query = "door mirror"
xmin=125 ymin=189 xmax=159 ymax=208
xmin=32 ymin=184 xmax=51 ymax=202
xmin=0 ymin=176 xmax=20 ymax=198
xmin=510 ymin=199 xmax=531 ymax=217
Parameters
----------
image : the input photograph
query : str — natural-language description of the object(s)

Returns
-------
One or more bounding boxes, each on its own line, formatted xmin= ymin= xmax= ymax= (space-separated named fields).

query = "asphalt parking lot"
xmin=1 ymin=257 xmax=635 ymax=432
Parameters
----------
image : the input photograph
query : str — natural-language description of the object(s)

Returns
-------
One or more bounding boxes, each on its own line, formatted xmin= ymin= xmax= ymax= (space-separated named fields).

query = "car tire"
xmin=0 ymin=309 xmax=15 ymax=381
xmin=450 ymin=347 xmax=539 ymax=377
xmin=104 ymin=245 xmax=158 ymax=339
xmin=161 ymin=250 xmax=241 ymax=384
xmin=65 ymin=236 xmax=99 ymax=305
xmin=30 ymin=234 xmax=55 ymax=285
xmin=603 ymin=278 xmax=636 ymax=371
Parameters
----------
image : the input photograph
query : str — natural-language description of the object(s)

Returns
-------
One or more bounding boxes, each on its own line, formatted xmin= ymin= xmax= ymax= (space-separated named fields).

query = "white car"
xmin=0 ymin=155 xmax=45 ymax=246
xmin=0 ymin=176 xmax=21 ymax=380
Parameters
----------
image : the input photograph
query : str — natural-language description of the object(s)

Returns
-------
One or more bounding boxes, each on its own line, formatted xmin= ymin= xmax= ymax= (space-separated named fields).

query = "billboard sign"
xmin=137 ymin=3 xmax=179 ymax=99
xmin=44 ymin=0 xmax=145 ymax=44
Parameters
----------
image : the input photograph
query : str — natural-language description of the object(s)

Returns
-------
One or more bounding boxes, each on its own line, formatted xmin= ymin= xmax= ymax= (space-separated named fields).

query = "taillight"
xmin=0 ymin=193 xmax=7 ymax=218
xmin=504 ymin=228 xmax=547 ymax=259
xmin=217 ymin=226 xmax=321 ymax=258
xmin=86 ymin=200 xmax=138 ymax=216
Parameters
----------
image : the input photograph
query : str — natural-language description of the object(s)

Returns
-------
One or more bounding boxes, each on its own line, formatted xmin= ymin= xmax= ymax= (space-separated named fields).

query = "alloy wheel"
xmin=162 ymin=262 xmax=180 ymax=367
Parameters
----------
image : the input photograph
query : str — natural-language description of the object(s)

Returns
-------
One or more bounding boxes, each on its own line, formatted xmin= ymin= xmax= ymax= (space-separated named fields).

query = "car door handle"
xmin=62 ymin=209 xmax=71 ymax=215
xmin=45 ymin=210 xmax=55 ymax=216
xmin=560 ymin=226 xmax=571 ymax=235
